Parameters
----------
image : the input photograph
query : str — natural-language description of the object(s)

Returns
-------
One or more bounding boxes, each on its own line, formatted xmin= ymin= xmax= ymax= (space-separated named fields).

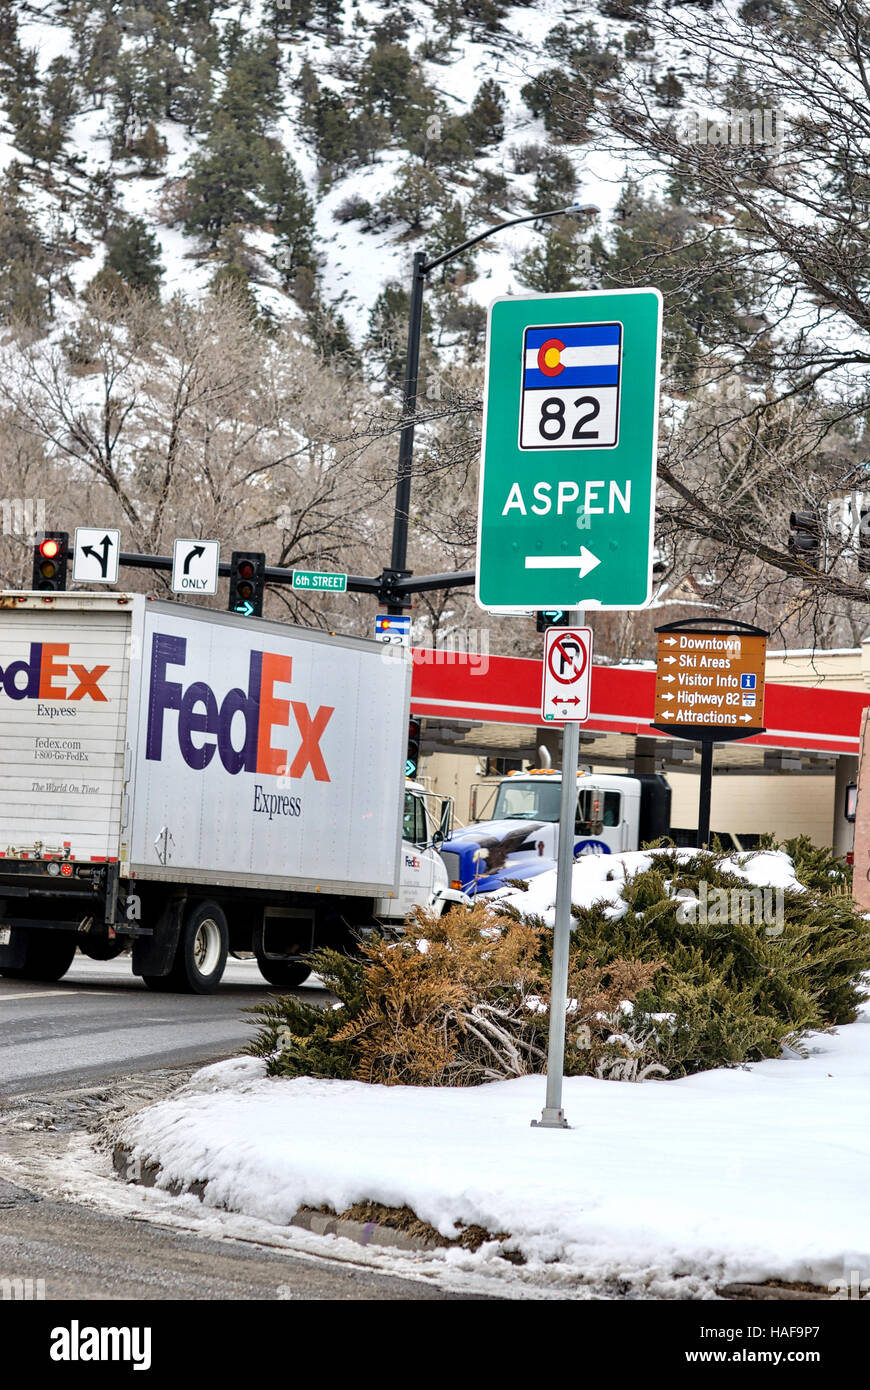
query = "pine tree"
xmin=105 ymin=217 xmax=164 ymax=294
xmin=383 ymin=161 xmax=444 ymax=233
xmin=312 ymin=92 xmax=355 ymax=179
xmin=656 ymin=67 xmax=685 ymax=108
xmin=466 ymin=79 xmax=505 ymax=151
xmin=262 ymin=148 xmax=315 ymax=274
xmin=130 ymin=123 xmax=168 ymax=176
xmin=43 ymin=56 xmax=78 ymax=133
xmin=214 ymin=33 xmax=282 ymax=135
xmin=531 ymin=150 xmax=577 ymax=212
xmin=295 ymin=58 xmax=320 ymax=136
xmin=357 ymin=43 xmax=415 ymax=132
xmin=367 ymin=280 xmax=432 ymax=383
xmin=519 ymin=227 xmax=589 ymax=293
xmin=183 ymin=122 xmax=267 ymax=243
xmin=81 ymin=18 xmax=122 ymax=108
xmin=424 ymin=200 xmax=476 ymax=282
xmin=171 ymin=57 xmax=213 ymax=135
xmin=0 ymin=179 xmax=48 ymax=325
xmin=270 ymin=0 xmax=315 ymax=29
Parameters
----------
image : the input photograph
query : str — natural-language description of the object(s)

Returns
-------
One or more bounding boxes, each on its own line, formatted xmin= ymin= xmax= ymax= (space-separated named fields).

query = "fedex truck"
xmin=0 ymin=593 xmax=458 ymax=992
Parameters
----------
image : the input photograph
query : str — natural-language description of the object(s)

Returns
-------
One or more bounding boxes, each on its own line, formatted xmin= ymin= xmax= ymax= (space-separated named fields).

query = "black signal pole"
xmin=698 ymin=738 xmax=714 ymax=849
xmin=383 ymin=202 xmax=598 ymax=614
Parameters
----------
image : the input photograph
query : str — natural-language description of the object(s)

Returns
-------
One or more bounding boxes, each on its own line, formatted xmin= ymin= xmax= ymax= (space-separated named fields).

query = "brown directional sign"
xmin=654 ymin=629 xmax=767 ymax=733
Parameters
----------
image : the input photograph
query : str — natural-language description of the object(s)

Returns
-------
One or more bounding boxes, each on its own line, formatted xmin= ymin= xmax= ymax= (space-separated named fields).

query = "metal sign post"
xmin=533 ymin=608 xmax=584 ymax=1130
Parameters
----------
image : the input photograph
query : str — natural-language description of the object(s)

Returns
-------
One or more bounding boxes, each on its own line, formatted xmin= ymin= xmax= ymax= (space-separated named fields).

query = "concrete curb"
xmin=111 ymin=1142 xmax=836 ymax=1295
xmin=112 ymin=1142 xmax=441 ymax=1252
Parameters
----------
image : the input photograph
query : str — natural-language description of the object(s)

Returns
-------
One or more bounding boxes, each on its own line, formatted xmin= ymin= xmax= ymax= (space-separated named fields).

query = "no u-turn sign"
xmin=541 ymin=626 xmax=593 ymax=721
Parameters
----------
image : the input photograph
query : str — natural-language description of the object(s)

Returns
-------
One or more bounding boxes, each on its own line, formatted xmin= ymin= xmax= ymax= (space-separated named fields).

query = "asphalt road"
xmin=0 ymin=952 xmax=323 ymax=1096
xmin=0 ymin=958 xmax=487 ymax=1300
xmin=0 ymin=1183 xmax=469 ymax=1300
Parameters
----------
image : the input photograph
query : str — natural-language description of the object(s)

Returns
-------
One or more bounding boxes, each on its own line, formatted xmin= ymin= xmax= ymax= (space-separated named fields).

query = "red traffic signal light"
xmin=32 ymin=532 xmax=69 ymax=591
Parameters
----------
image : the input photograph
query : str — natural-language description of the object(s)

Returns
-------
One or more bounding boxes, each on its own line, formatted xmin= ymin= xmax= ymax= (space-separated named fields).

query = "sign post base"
xmin=531 ymin=1109 xmax=570 ymax=1130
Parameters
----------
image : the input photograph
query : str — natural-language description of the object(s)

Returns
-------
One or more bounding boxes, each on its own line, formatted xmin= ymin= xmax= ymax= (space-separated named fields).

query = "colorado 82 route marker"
xmin=476 ymin=288 xmax=662 ymax=612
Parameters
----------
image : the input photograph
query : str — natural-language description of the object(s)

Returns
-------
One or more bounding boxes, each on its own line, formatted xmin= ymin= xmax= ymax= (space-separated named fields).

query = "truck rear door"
xmin=0 ymin=596 xmax=131 ymax=863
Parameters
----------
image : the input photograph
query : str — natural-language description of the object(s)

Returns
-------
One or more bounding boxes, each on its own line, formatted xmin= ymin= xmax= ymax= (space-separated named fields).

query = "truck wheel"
xmin=256 ymin=956 xmax=311 ymax=988
xmin=166 ymin=901 xmax=228 ymax=994
xmin=0 ymin=930 xmax=77 ymax=982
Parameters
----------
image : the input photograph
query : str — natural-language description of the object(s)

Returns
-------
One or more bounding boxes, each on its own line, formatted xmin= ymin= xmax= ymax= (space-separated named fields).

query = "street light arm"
xmin=421 ymin=203 xmax=598 ymax=277
xmin=385 ymin=199 xmax=597 ymax=613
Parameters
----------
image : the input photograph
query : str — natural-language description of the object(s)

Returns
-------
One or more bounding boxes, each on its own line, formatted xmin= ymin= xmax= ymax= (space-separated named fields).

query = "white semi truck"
xmin=0 ymin=593 xmax=458 ymax=992
xmin=439 ymin=767 xmax=672 ymax=895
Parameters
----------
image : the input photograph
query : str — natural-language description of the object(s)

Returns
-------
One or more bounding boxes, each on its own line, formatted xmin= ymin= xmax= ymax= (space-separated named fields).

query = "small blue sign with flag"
xmin=375 ymin=613 xmax=410 ymax=646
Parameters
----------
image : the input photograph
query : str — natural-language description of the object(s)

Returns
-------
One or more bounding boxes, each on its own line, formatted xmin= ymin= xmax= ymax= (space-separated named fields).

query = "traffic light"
xmin=228 ymin=551 xmax=265 ymax=617
xmin=859 ymin=509 xmax=870 ymax=574
xmin=31 ymin=532 xmax=68 ymax=591
xmin=406 ymin=718 xmax=421 ymax=779
xmin=536 ymin=609 xmax=569 ymax=632
xmin=788 ymin=511 xmax=823 ymax=569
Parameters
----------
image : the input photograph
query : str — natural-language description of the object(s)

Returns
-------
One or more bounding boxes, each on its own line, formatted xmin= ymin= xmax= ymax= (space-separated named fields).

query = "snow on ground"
xmin=118 ymin=1000 xmax=870 ymax=1293
xmin=116 ymin=850 xmax=862 ymax=1294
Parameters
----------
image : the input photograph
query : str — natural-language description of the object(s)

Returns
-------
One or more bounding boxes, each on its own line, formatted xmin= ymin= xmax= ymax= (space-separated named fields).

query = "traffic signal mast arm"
xmin=113 ymin=552 xmax=475 ymax=606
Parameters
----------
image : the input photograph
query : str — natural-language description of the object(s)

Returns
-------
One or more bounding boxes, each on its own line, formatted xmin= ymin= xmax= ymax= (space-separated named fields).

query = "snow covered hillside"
xmin=0 ymin=0 xmax=697 ymax=344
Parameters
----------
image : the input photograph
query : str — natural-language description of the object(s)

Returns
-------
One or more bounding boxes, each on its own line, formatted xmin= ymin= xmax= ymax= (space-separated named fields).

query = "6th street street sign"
xmin=476 ymin=288 xmax=662 ymax=612
xmin=292 ymin=569 xmax=348 ymax=593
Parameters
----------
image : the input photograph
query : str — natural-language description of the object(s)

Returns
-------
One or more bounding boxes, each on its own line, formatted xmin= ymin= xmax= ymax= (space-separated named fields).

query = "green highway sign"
xmin=476 ymin=288 xmax=662 ymax=612
xmin=291 ymin=569 xmax=348 ymax=592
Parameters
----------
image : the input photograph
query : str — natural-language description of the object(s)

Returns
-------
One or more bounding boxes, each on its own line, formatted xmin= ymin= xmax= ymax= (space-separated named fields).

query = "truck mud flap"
xmin=131 ymin=898 xmax=185 ymax=978
xmin=0 ymin=929 xmax=27 ymax=971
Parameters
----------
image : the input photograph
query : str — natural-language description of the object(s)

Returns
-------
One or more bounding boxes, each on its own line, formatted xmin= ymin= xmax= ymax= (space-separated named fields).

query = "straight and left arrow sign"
xmin=73 ymin=528 xmax=120 ymax=584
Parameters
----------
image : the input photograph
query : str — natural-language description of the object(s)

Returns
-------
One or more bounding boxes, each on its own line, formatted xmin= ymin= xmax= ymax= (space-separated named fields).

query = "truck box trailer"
xmin=0 ymin=593 xmax=455 ymax=991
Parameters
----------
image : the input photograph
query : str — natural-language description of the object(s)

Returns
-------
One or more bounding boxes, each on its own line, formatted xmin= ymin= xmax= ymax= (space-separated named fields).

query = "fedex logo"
xmin=145 ymin=633 xmax=334 ymax=780
xmin=0 ymin=643 xmax=109 ymax=702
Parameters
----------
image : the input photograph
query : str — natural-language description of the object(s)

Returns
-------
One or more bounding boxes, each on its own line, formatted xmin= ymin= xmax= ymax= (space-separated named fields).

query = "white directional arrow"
xmin=578 ymin=546 xmax=601 ymax=578
xmin=525 ymin=547 xmax=600 ymax=576
xmin=663 ymin=656 xmax=677 ymax=665
xmin=659 ymin=709 xmax=675 ymax=719
xmin=663 ymin=637 xmax=677 ymax=646
xmin=739 ymin=713 xmax=754 ymax=722
xmin=660 ymin=692 xmax=674 ymax=701
xmin=661 ymin=673 xmax=676 ymax=682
